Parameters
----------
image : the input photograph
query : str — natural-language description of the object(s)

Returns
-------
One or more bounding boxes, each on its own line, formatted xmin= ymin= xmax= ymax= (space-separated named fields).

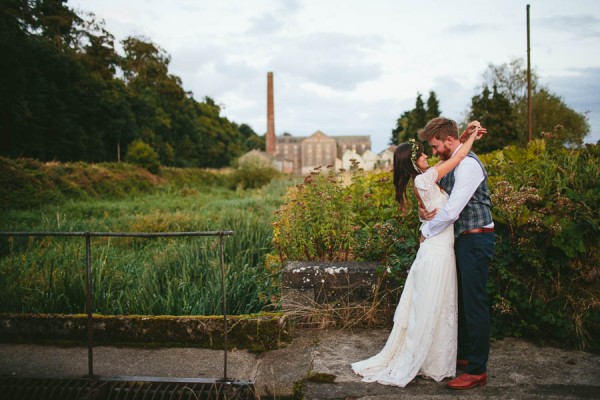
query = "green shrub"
xmin=273 ymin=141 xmax=600 ymax=350
xmin=272 ymin=166 xmax=419 ymax=275
xmin=481 ymin=138 xmax=599 ymax=349
xmin=0 ymin=157 xmax=233 ymax=210
xmin=230 ymin=154 xmax=280 ymax=189
xmin=125 ymin=140 xmax=161 ymax=174
xmin=0 ymin=157 xmax=160 ymax=209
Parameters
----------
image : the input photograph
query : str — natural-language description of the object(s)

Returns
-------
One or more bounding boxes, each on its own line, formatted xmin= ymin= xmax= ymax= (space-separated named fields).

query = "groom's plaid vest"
xmin=439 ymin=152 xmax=493 ymax=237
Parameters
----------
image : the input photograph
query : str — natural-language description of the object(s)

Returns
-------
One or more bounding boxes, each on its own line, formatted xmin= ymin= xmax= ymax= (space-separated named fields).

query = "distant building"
xmin=378 ymin=146 xmax=396 ymax=171
xmin=274 ymin=130 xmax=372 ymax=174
xmin=256 ymin=71 xmax=390 ymax=174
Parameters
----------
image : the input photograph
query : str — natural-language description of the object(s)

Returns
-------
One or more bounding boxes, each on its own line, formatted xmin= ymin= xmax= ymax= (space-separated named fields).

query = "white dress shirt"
xmin=421 ymin=144 xmax=494 ymax=238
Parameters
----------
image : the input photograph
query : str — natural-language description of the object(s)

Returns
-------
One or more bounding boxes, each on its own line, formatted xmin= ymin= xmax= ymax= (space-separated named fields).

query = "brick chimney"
xmin=266 ymin=72 xmax=276 ymax=155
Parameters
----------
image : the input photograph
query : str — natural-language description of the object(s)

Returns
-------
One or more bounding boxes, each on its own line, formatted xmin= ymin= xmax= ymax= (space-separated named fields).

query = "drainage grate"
xmin=0 ymin=376 xmax=256 ymax=400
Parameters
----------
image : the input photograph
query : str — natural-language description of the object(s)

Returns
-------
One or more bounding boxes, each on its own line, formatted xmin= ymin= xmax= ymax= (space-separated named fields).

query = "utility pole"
xmin=527 ymin=4 xmax=532 ymax=142
xmin=266 ymin=72 xmax=276 ymax=155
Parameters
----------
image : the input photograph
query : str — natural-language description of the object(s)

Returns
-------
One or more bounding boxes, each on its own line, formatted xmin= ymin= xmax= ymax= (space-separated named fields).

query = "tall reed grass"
xmin=0 ymin=165 xmax=294 ymax=316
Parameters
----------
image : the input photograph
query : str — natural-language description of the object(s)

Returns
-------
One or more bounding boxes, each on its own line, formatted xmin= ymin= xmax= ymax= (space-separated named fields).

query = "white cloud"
xmin=224 ymin=30 xmax=384 ymax=92
xmin=537 ymin=15 xmax=600 ymax=38
xmin=68 ymin=0 xmax=600 ymax=150
xmin=544 ymin=67 xmax=600 ymax=143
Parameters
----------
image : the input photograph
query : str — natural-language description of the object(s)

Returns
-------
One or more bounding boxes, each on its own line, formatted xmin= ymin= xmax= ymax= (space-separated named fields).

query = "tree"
xmin=481 ymin=58 xmax=537 ymax=106
xmin=238 ymin=123 xmax=265 ymax=151
xmin=30 ymin=0 xmax=83 ymax=51
xmin=474 ymin=59 xmax=589 ymax=146
xmin=75 ymin=15 xmax=120 ymax=80
xmin=469 ymin=86 xmax=518 ymax=153
xmin=121 ymin=37 xmax=170 ymax=83
xmin=390 ymin=92 xmax=441 ymax=145
xmin=0 ymin=2 xmax=258 ymax=168
xmin=390 ymin=111 xmax=410 ymax=146
xmin=125 ymin=139 xmax=160 ymax=173
xmin=425 ymin=91 xmax=441 ymax=122
xmin=514 ymin=89 xmax=590 ymax=146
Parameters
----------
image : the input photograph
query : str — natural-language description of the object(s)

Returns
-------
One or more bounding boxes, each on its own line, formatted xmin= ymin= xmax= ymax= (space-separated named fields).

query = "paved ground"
xmin=1 ymin=328 xmax=599 ymax=399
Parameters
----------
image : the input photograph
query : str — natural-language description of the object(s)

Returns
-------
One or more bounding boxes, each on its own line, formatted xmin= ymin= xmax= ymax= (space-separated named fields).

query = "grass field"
xmin=0 ymin=160 xmax=293 ymax=316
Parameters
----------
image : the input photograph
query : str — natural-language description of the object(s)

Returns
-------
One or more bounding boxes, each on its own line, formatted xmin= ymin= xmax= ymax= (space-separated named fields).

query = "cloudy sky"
xmin=68 ymin=0 xmax=600 ymax=152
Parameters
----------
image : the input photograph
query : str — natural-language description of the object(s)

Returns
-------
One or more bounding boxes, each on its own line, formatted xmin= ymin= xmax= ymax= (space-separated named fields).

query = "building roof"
xmin=362 ymin=149 xmax=378 ymax=161
xmin=331 ymin=135 xmax=371 ymax=142
xmin=304 ymin=130 xmax=336 ymax=142
xmin=277 ymin=131 xmax=369 ymax=140
xmin=276 ymin=135 xmax=303 ymax=143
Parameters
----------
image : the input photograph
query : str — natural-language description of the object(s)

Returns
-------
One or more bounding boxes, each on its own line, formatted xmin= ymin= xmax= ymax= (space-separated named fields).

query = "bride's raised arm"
xmin=433 ymin=122 xmax=483 ymax=180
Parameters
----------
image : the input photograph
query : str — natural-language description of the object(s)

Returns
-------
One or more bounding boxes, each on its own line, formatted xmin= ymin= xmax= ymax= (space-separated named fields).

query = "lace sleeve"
xmin=414 ymin=168 xmax=439 ymax=211
xmin=414 ymin=168 xmax=438 ymax=191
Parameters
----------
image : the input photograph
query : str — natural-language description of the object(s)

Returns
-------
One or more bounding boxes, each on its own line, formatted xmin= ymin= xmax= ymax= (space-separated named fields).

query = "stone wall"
xmin=0 ymin=262 xmax=403 ymax=348
xmin=281 ymin=261 xmax=402 ymax=327
xmin=0 ymin=312 xmax=290 ymax=352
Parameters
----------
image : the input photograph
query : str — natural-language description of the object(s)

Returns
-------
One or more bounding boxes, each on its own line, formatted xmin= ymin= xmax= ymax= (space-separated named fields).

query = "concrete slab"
xmin=1 ymin=328 xmax=599 ymax=399
xmin=305 ymin=330 xmax=600 ymax=399
xmin=255 ymin=329 xmax=317 ymax=398
xmin=0 ymin=344 xmax=259 ymax=381
xmin=311 ymin=328 xmax=389 ymax=383
xmin=487 ymin=337 xmax=599 ymax=387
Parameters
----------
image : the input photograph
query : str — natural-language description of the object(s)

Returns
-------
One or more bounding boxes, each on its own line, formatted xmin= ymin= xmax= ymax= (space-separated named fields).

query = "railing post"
xmin=219 ymin=231 xmax=229 ymax=382
xmin=0 ymin=230 xmax=236 ymax=381
xmin=85 ymin=233 xmax=94 ymax=377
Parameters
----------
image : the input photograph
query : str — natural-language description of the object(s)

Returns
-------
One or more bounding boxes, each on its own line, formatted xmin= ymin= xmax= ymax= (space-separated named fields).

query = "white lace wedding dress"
xmin=352 ymin=168 xmax=457 ymax=387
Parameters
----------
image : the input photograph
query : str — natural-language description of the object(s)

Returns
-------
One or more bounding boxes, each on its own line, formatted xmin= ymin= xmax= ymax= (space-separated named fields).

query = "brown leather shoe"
xmin=456 ymin=359 xmax=468 ymax=369
xmin=447 ymin=372 xmax=487 ymax=390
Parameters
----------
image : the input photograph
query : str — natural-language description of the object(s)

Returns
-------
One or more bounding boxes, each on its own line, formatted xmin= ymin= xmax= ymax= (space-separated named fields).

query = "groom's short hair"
xmin=418 ymin=117 xmax=459 ymax=141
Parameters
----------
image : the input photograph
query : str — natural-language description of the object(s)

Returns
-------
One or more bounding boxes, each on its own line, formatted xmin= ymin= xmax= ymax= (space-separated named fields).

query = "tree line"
xmin=0 ymin=0 xmax=264 ymax=168
xmin=1 ymin=2 xmax=590 ymax=169
xmin=390 ymin=58 xmax=590 ymax=152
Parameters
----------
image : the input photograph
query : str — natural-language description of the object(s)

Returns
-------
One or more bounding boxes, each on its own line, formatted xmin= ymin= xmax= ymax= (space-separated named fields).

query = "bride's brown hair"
xmin=393 ymin=141 xmax=424 ymax=210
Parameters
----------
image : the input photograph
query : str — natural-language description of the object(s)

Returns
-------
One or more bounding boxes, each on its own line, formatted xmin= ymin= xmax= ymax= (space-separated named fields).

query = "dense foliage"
xmin=272 ymin=141 xmax=599 ymax=350
xmin=0 ymin=0 xmax=264 ymax=167
xmin=482 ymin=137 xmax=599 ymax=350
xmin=272 ymin=162 xmax=420 ymax=275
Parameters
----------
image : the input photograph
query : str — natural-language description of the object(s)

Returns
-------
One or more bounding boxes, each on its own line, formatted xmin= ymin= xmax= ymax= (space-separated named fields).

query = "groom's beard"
xmin=438 ymin=146 xmax=452 ymax=161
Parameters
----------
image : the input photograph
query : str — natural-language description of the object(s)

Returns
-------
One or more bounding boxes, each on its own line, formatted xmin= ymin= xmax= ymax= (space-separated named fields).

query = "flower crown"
xmin=408 ymin=138 xmax=423 ymax=173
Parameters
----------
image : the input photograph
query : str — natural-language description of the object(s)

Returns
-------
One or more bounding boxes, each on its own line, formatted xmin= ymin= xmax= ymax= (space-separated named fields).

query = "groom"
xmin=418 ymin=117 xmax=495 ymax=390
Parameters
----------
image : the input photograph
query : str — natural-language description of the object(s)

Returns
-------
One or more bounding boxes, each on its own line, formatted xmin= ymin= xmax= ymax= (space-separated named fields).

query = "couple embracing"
xmin=352 ymin=117 xmax=495 ymax=390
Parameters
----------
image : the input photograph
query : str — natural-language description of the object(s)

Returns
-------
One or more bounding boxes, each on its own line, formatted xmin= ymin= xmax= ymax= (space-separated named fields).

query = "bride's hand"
xmin=475 ymin=127 xmax=487 ymax=140
xmin=419 ymin=204 xmax=437 ymax=220
xmin=460 ymin=121 xmax=482 ymax=142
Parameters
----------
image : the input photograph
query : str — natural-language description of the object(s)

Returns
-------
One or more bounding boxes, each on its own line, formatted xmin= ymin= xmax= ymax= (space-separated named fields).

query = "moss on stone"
xmin=0 ymin=312 xmax=291 ymax=351
xmin=305 ymin=372 xmax=336 ymax=383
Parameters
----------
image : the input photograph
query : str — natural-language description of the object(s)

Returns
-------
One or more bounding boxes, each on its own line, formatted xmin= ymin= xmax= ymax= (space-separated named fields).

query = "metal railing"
xmin=0 ymin=376 xmax=256 ymax=399
xmin=0 ymin=231 xmax=235 ymax=381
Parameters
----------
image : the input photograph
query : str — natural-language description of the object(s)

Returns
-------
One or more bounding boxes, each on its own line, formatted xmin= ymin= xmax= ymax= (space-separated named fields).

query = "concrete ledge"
xmin=282 ymin=261 xmax=403 ymax=328
xmin=0 ymin=312 xmax=290 ymax=352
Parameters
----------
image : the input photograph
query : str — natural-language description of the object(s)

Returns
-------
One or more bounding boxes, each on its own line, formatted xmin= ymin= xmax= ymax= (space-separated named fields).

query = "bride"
xmin=351 ymin=122 xmax=483 ymax=387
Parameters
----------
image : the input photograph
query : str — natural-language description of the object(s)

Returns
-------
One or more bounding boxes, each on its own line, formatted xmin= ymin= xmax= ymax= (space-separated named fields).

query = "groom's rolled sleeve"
xmin=421 ymin=158 xmax=484 ymax=238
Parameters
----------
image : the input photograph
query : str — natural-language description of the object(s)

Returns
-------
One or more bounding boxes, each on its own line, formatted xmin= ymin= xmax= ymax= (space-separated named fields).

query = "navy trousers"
xmin=455 ymin=231 xmax=495 ymax=375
